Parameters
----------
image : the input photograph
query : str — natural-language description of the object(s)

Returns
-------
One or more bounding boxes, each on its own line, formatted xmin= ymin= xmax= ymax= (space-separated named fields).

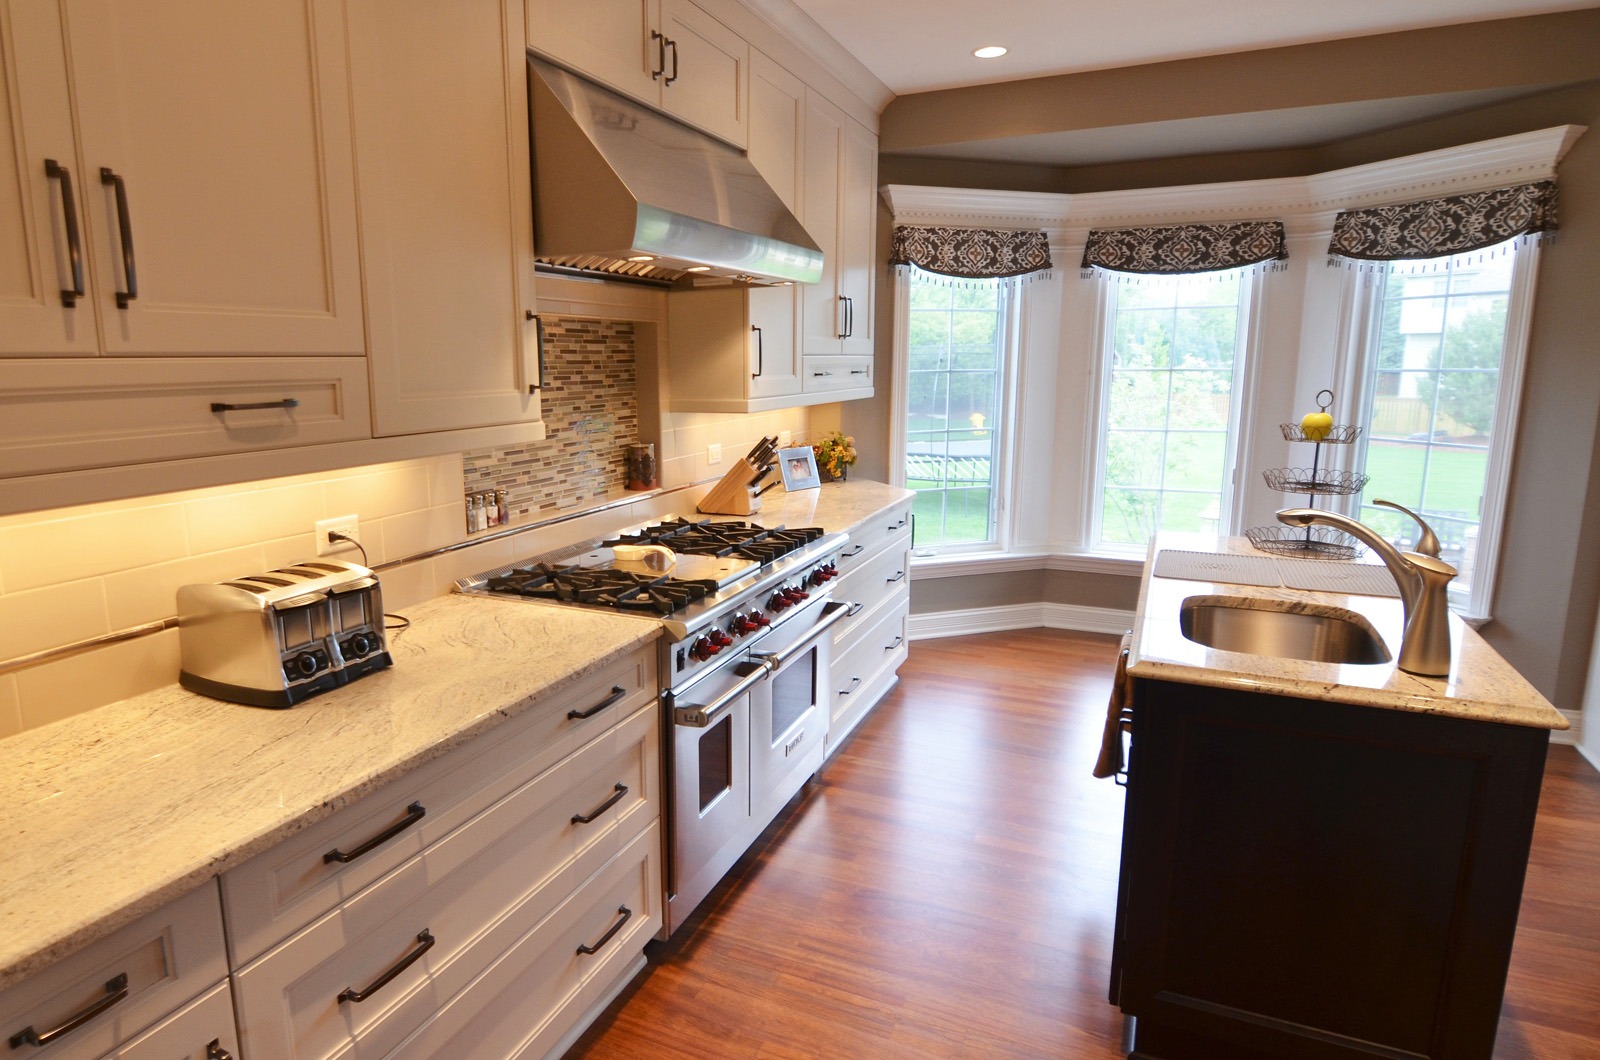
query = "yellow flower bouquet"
xmin=813 ymin=430 xmax=857 ymax=481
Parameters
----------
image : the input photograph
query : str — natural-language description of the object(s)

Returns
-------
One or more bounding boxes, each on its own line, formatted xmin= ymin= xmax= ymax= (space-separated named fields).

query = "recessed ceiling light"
xmin=627 ymin=255 xmax=655 ymax=262
xmin=685 ymin=266 xmax=711 ymax=272
xmin=973 ymin=45 xmax=1007 ymax=59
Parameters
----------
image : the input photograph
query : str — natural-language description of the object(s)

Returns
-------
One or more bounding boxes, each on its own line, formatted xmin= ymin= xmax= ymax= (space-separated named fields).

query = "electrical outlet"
xmin=316 ymin=515 xmax=360 ymax=557
xmin=778 ymin=430 xmax=792 ymax=448
xmin=707 ymin=443 xmax=722 ymax=465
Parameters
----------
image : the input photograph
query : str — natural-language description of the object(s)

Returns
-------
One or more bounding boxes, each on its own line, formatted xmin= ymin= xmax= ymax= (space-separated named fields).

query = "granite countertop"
xmin=1128 ymin=534 xmax=1566 ymax=731
xmin=0 ymin=595 xmax=659 ymax=990
xmin=752 ymin=478 xmax=915 ymax=540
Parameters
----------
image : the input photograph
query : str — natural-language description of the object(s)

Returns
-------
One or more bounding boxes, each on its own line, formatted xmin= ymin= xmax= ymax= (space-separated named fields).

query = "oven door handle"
xmin=673 ymin=660 xmax=769 ymax=728
xmin=750 ymin=600 xmax=852 ymax=673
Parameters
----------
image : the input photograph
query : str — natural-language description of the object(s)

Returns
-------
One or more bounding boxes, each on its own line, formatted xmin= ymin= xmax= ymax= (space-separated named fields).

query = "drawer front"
xmin=233 ymin=702 xmax=659 ymax=1060
xmin=0 ymin=886 xmax=226 ymax=1060
xmin=0 ymin=358 xmax=371 ymax=477
xmin=113 ymin=981 xmax=238 ymax=1060
xmin=388 ymin=821 xmax=662 ymax=1060
xmin=222 ymin=646 xmax=654 ymax=964
xmin=801 ymin=354 xmax=873 ymax=394
xmin=829 ymin=595 xmax=909 ymax=733
xmin=834 ymin=501 xmax=912 ymax=578
xmin=832 ymin=540 xmax=909 ymax=648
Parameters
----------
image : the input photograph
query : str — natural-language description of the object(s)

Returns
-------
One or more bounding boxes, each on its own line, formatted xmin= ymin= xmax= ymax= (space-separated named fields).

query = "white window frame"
xmin=1084 ymin=267 xmax=1265 ymax=555
xmin=1329 ymin=243 xmax=1540 ymax=621
xmin=889 ymin=267 xmax=1024 ymax=558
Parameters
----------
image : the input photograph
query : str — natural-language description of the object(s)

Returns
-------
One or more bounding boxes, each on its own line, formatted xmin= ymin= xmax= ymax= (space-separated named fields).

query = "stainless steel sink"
xmin=1179 ymin=596 xmax=1391 ymax=665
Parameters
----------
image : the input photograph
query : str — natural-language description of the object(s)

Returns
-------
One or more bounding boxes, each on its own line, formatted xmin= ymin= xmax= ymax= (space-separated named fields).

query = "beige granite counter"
xmin=1128 ymin=534 xmax=1566 ymax=731
xmin=750 ymin=478 xmax=915 ymax=539
xmin=0 ymin=595 xmax=659 ymax=990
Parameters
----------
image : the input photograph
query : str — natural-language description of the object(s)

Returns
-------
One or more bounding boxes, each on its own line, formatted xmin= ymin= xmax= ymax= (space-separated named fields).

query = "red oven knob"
xmin=808 ymin=569 xmax=826 ymax=587
xmin=785 ymin=586 xmax=809 ymax=603
xmin=822 ymin=563 xmax=838 ymax=580
xmin=767 ymin=591 xmax=790 ymax=612
xmin=708 ymin=629 xmax=733 ymax=648
xmin=690 ymin=636 xmax=722 ymax=661
xmin=752 ymin=610 xmax=771 ymax=627
xmin=731 ymin=614 xmax=759 ymax=636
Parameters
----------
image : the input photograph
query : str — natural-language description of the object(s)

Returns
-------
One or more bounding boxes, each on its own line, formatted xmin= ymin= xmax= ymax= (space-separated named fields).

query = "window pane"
xmin=1095 ymin=270 xmax=1247 ymax=551
xmin=1358 ymin=249 xmax=1514 ymax=599
xmin=904 ymin=272 xmax=1007 ymax=548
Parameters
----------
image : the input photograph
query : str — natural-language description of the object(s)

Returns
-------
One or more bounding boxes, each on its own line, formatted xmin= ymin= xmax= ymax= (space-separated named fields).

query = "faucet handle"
xmin=1373 ymin=499 xmax=1440 ymax=558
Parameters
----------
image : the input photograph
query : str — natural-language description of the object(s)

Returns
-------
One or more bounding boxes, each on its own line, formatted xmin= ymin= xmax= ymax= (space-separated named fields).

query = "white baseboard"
xmin=909 ymin=603 xmax=1135 ymax=641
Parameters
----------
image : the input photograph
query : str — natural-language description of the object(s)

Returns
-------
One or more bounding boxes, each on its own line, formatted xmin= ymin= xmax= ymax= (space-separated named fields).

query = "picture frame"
xmin=777 ymin=446 xmax=821 ymax=491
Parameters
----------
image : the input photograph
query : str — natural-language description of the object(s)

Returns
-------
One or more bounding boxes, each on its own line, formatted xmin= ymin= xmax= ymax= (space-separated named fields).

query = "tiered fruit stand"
xmin=1246 ymin=389 xmax=1367 ymax=560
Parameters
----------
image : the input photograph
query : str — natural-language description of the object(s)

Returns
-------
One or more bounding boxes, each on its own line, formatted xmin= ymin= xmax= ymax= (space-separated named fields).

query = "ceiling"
xmin=787 ymin=0 xmax=1600 ymax=95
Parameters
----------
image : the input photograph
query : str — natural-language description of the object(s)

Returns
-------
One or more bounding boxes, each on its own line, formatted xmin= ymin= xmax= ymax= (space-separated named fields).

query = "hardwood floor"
xmin=566 ymin=629 xmax=1600 ymax=1059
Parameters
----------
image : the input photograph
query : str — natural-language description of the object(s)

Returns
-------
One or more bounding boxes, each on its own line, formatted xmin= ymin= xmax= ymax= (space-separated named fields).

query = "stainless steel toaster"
xmin=178 ymin=559 xmax=392 ymax=708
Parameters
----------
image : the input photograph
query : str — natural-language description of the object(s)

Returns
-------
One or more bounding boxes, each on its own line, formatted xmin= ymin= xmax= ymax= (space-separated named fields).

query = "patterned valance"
xmin=890 ymin=225 xmax=1053 ymax=282
xmin=1080 ymin=220 xmax=1287 ymax=277
xmin=1328 ymin=180 xmax=1558 ymax=264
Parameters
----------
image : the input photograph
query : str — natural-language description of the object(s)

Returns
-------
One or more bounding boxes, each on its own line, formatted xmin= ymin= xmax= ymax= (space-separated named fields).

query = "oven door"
xmin=749 ymin=598 xmax=849 ymax=824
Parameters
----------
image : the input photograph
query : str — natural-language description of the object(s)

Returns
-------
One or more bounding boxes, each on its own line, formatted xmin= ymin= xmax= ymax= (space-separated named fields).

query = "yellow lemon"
xmin=1301 ymin=411 xmax=1334 ymax=441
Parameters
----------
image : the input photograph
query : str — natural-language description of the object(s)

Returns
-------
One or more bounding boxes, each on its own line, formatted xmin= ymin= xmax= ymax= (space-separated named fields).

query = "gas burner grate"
xmin=603 ymin=519 xmax=824 ymax=564
xmin=485 ymin=564 xmax=721 ymax=615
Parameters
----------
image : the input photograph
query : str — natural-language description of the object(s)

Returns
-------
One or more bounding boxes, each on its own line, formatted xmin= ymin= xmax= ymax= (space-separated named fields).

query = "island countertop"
xmin=1127 ymin=534 xmax=1566 ymax=731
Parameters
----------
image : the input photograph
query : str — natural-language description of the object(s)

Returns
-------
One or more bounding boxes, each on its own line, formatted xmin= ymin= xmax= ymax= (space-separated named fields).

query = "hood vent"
xmin=527 ymin=57 xmax=823 ymax=287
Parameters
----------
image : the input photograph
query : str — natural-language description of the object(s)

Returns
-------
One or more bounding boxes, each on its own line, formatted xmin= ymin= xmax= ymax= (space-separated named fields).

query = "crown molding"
xmin=732 ymin=0 xmax=894 ymax=115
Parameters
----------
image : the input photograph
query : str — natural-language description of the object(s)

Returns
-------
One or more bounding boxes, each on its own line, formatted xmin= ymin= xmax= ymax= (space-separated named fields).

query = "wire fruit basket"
xmin=1248 ymin=389 xmax=1367 ymax=560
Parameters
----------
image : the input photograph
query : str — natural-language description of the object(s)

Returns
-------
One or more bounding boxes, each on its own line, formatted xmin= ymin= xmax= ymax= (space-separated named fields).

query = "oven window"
xmin=698 ymin=712 xmax=734 ymax=814
xmin=769 ymin=649 xmax=817 ymax=746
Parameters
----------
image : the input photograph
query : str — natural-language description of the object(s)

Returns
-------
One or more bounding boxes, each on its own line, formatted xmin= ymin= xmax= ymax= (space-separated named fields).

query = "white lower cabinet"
xmin=112 ymin=982 xmax=238 ymax=1060
xmin=0 ymin=886 xmax=229 ymax=1060
xmin=826 ymin=500 xmax=913 ymax=757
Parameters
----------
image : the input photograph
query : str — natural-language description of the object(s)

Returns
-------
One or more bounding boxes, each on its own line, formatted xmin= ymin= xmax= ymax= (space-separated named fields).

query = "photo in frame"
xmin=777 ymin=446 xmax=821 ymax=491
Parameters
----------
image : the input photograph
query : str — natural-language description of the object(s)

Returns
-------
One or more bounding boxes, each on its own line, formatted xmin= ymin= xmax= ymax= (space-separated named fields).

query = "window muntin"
xmin=1353 ymin=244 xmax=1523 ymax=613
xmin=904 ymin=275 xmax=1008 ymax=549
xmin=1094 ymin=270 xmax=1252 ymax=550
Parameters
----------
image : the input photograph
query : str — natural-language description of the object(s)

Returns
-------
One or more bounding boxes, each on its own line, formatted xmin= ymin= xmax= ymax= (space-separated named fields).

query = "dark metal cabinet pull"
xmin=850 ymin=368 xmax=869 ymax=376
xmin=571 ymin=783 xmax=628 ymax=825
xmin=568 ymin=685 xmax=626 ymax=720
xmin=837 ymin=676 xmax=862 ymax=697
xmin=651 ymin=30 xmax=666 ymax=79
xmin=886 ymin=570 xmax=906 ymax=584
xmin=750 ymin=325 xmax=763 ymax=378
xmin=836 ymin=294 xmax=847 ymax=338
xmin=8 ymin=973 xmax=128 ymax=1048
xmin=44 ymin=159 xmax=84 ymax=307
xmin=338 ymin=929 xmax=434 ymax=1004
xmin=524 ymin=311 xmax=547 ymax=392
xmin=211 ymin=398 xmax=300 ymax=413
xmin=664 ymin=38 xmax=679 ymax=86
xmin=844 ymin=601 xmax=864 ymax=618
xmin=324 ymin=802 xmax=426 ymax=864
xmin=844 ymin=295 xmax=854 ymax=338
xmin=885 ymin=635 xmax=905 ymax=651
xmin=811 ymin=370 xmax=833 ymax=378
xmin=207 ymin=1041 xmax=234 ymax=1060
xmin=99 ymin=167 xmax=137 ymax=308
xmin=576 ymin=906 xmax=632 ymax=955
xmin=841 ymin=544 xmax=864 ymax=558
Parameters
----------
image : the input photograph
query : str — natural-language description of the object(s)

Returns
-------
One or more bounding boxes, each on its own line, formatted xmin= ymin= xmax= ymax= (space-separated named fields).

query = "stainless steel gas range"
xmin=456 ymin=516 xmax=851 ymax=935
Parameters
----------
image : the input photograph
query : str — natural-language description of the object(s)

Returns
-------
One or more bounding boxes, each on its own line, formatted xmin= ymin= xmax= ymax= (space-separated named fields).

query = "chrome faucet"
xmin=1276 ymin=500 xmax=1458 ymax=677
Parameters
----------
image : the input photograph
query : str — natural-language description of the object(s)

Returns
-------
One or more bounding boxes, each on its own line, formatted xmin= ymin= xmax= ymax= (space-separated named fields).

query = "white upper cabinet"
xmin=801 ymin=90 xmax=877 ymax=397
xmin=347 ymin=0 xmax=543 ymax=436
xmin=527 ymin=0 xmax=748 ymax=147
xmin=0 ymin=0 xmax=364 ymax=358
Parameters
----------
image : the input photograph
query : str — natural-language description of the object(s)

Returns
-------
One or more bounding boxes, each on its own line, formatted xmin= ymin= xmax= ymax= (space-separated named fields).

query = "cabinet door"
xmin=746 ymin=52 xmax=804 ymax=214
xmin=800 ymin=91 xmax=845 ymax=357
xmin=526 ymin=0 xmax=658 ymax=102
xmin=348 ymin=0 xmax=543 ymax=436
xmin=747 ymin=285 xmax=800 ymax=401
xmin=657 ymin=0 xmax=747 ymax=147
xmin=62 ymin=0 xmax=364 ymax=356
xmin=0 ymin=2 xmax=97 ymax=356
xmin=837 ymin=115 xmax=878 ymax=358
xmin=113 ymin=982 xmax=239 ymax=1060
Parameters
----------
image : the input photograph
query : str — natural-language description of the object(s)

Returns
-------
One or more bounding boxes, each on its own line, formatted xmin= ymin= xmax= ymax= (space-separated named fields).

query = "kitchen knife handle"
xmin=338 ymin=930 xmax=434 ymax=1004
xmin=100 ymin=167 xmax=137 ymax=308
xmin=323 ymin=802 xmax=426 ymax=864
xmin=8 ymin=974 xmax=128 ymax=1048
xmin=751 ymin=325 xmax=763 ymax=377
xmin=44 ymin=159 xmax=84 ymax=307
xmin=651 ymin=30 xmax=666 ymax=80
xmin=576 ymin=905 xmax=632 ymax=955
xmin=571 ymin=783 xmax=628 ymax=825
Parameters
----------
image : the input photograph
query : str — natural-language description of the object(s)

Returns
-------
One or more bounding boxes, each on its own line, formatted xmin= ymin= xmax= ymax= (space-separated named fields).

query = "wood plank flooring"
xmin=566 ymin=629 xmax=1600 ymax=1059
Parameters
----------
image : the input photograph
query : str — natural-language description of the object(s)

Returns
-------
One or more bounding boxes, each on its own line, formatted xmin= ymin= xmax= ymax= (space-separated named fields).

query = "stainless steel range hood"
xmin=527 ymin=57 xmax=823 ymax=287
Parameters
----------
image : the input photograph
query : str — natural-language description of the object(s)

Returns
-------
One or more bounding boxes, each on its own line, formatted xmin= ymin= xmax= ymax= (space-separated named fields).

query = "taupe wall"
xmin=856 ymin=13 xmax=1600 ymax=712
xmin=911 ymin=569 xmax=1141 ymax=616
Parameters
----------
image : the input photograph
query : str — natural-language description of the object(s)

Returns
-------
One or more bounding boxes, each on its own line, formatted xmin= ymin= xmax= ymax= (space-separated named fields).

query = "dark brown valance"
xmin=889 ymin=225 xmax=1053 ymax=281
xmin=1080 ymin=220 xmax=1287 ymax=277
xmin=1328 ymin=180 xmax=1558 ymax=263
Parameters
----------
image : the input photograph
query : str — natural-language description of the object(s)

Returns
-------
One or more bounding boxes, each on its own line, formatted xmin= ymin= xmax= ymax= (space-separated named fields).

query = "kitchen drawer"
xmin=222 ymin=645 xmax=655 ymax=964
xmin=112 ymin=981 xmax=238 ymax=1060
xmin=387 ymin=821 xmax=662 ymax=1060
xmin=828 ymin=594 xmax=909 ymax=756
xmin=801 ymin=355 xmax=873 ymax=394
xmin=834 ymin=501 xmax=913 ymax=578
xmin=0 ymin=886 xmax=226 ymax=1060
xmin=832 ymin=539 xmax=909 ymax=649
xmin=0 ymin=358 xmax=371 ymax=477
xmin=232 ymin=701 xmax=659 ymax=1060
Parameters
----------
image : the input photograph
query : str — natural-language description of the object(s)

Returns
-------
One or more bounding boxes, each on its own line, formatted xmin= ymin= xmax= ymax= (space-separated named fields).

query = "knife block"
xmin=697 ymin=460 xmax=763 ymax=515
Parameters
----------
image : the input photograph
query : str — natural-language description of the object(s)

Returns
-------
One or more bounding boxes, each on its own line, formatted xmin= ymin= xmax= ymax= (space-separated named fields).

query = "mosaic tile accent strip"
xmin=463 ymin=317 xmax=638 ymax=519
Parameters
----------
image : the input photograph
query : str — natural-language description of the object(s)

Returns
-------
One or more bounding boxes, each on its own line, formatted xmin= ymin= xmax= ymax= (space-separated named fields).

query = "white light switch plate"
xmin=707 ymin=443 xmax=722 ymax=465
